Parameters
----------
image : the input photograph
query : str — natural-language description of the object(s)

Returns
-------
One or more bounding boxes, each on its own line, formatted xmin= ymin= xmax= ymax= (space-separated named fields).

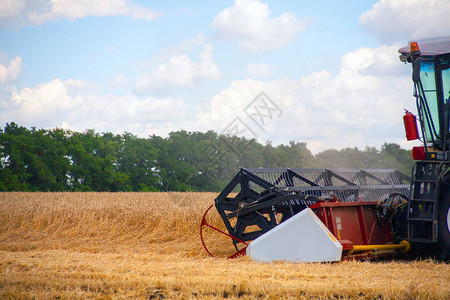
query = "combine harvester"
xmin=201 ymin=37 xmax=450 ymax=262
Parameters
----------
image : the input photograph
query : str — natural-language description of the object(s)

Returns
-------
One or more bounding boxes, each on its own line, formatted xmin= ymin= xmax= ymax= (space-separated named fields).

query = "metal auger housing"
xmin=214 ymin=168 xmax=411 ymax=247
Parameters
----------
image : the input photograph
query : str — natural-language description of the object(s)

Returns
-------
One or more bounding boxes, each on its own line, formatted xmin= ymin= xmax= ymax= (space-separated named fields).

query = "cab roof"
xmin=398 ymin=36 xmax=450 ymax=57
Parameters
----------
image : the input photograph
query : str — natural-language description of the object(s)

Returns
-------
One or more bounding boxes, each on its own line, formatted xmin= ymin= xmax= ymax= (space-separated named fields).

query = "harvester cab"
xmin=399 ymin=37 xmax=450 ymax=155
xmin=200 ymin=37 xmax=450 ymax=262
xmin=398 ymin=37 xmax=450 ymax=258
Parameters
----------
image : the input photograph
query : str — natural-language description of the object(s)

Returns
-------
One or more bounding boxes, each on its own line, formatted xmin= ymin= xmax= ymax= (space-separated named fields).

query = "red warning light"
xmin=411 ymin=146 xmax=425 ymax=160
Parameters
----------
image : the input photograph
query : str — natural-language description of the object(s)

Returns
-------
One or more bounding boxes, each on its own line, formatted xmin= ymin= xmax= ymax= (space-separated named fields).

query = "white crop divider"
xmin=246 ymin=208 xmax=343 ymax=262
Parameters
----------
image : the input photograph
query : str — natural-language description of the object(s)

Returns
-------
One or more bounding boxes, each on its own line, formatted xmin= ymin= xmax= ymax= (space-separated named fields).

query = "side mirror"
xmin=412 ymin=57 xmax=421 ymax=83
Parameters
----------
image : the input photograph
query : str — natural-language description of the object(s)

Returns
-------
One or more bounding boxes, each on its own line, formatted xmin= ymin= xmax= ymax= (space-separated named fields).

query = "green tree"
xmin=0 ymin=123 xmax=32 ymax=190
xmin=151 ymin=131 xmax=206 ymax=191
xmin=380 ymin=143 xmax=414 ymax=174
xmin=0 ymin=122 xmax=415 ymax=192
xmin=0 ymin=123 xmax=69 ymax=191
xmin=118 ymin=132 xmax=160 ymax=191
xmin=67 ymin=130 xmax=128 ymax=191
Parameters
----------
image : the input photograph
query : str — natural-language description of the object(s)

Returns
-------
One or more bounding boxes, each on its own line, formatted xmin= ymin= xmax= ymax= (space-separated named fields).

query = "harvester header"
xmin=201 ymin=168 xmax=411 ymax=261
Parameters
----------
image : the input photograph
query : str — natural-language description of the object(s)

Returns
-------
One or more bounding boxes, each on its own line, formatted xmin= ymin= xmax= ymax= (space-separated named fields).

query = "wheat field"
xmin=0 ymin=192 xmax=449 ymax=299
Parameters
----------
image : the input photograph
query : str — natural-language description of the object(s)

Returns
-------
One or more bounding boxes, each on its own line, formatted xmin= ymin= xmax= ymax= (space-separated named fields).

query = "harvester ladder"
xmin=408 ymin=161 xmax=442 ymax=242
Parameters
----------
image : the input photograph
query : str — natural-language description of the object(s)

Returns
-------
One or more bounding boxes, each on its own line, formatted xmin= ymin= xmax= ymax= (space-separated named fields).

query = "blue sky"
xmin=1 ymin=0 xmax=449 ymax=153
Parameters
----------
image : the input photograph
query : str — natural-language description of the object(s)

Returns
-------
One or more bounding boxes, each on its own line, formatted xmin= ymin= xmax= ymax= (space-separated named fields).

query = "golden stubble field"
xmin=0 ymin=192 xmax=449 ymax=299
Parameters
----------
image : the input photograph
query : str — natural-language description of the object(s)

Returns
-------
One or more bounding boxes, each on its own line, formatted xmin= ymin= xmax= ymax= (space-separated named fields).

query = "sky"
xmin=1 ymin=0 xmax=450 ymax=154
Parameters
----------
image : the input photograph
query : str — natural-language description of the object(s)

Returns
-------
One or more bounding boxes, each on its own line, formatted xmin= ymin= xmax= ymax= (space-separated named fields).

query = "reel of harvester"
xmin=200 ymin=168 xmax=411 ymax=259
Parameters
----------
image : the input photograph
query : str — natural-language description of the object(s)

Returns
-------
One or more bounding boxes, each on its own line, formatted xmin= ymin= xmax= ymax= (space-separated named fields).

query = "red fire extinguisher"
xmin=403 ymin=110 xmax=419 ymax=141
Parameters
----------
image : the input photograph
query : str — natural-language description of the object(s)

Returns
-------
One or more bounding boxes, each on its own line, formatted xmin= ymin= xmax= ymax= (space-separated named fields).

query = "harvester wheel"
xmin=437 ymin=194 xmax=450 ymax=261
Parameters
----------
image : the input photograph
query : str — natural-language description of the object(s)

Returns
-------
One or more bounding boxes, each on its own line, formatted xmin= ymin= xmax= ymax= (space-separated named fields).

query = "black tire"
xmin=437 ymin=193 xmax=450 ymax=261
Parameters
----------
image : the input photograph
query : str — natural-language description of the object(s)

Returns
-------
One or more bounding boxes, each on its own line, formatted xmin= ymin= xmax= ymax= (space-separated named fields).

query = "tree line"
xmin=0 ymin=122 xmax=414 ymax=192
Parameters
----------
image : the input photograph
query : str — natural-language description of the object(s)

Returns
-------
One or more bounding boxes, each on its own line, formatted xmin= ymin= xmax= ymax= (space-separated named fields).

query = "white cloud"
xmin=0 ymin=53 xmax=22 ymax=84
xmin=148 ymin=33 xmax=208 ymax=67
xmin=0 ymin=0 xmax=27 ymax=20
xmin=212 ymin=0 xmax=307 ymax=52
xmin=134 ymin=44 xmax=221 ymax=95
xmin=3 ymin=79 xmax=80 ymax=125
xmin=109 ymin=74 xmax=128 ymax=88
xmin=360 ymin=0 xmax=450 ymax=43
xmin=193 ymin=44 xmax=414 ymax=154
xmin=0 ymin=0 xmax=160 ymax=29
xmin=340 ymin=44 xmax=405 ymax=76
xmin=245 ymin=63 xmax=273 ymax=77
xmin=0 ymin=78 xmax=185 ymax=137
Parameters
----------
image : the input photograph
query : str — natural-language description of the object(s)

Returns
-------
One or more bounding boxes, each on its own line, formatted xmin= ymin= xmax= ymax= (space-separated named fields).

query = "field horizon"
xmin=1 ymin=192 xmax=449 ymax=299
